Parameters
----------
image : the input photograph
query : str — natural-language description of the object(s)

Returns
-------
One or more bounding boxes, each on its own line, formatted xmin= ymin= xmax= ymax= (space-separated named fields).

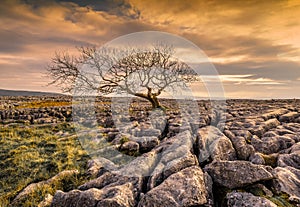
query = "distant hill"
xmin=0 ymin=89 xmax=63 ymax=96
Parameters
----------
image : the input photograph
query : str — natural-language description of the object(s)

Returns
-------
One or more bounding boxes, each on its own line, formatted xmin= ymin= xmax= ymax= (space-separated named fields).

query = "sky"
xmin=0 ymin=0 xmax=300 ymax=99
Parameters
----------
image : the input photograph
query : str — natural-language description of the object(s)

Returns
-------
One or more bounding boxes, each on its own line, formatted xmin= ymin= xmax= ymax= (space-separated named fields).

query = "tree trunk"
xmin=133 ymin=92 xmax=162 ymax=109
xmin=133 ymin=87 xmax=164 ymax=109
xmin=149 ymin=95 xmax=161 ymax=109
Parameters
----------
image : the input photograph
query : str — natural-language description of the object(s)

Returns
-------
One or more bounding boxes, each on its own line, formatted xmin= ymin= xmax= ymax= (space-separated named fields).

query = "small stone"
xmin=120 ymin=141 xmax=140 ymax=155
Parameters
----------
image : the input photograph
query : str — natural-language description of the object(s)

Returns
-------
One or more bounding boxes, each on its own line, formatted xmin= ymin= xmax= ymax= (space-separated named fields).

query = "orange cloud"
xmin=0 ymin=0 xmax=300 ymax=98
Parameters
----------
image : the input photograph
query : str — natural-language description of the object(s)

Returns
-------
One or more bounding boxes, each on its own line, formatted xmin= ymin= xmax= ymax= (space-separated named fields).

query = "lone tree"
xmin=47 ymin=44 xmax=197 ymax=109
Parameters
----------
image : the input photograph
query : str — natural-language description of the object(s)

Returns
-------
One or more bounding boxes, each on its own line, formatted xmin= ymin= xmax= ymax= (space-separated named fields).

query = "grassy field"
xmin=0 ymin=122 xmax=90 ymax=207
xmin=0 ymin=97 xmax=144 ymax=206
xmin=15 ymin=100 xmax=71 ymax=109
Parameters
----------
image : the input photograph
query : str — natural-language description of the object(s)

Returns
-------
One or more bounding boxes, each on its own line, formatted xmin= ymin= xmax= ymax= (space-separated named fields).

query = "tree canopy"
xmin=47 ymin=44 xmax=198 ymax=108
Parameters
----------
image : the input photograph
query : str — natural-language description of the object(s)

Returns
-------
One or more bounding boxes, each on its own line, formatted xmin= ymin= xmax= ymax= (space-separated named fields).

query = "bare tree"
xmin=47 ymin=44 xmax=198 ymax=109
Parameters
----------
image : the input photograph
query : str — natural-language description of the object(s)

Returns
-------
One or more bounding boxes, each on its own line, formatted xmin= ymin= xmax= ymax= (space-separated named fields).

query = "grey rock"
xmin=289 ymin=195 xmax=300 ymax=204
xmin=147 ymin=130 xmax=198 ymax=189
xmin=291 ymin=142 xmax=300 ymax=153
xmin=107 ymin=131 xmax=119 ymax=141
xmin=250 ymin=118 xmax=280 ymax=137
xmin=264 ymin=118 xmax=281 ymax=131
xmin=96 ymin=183 xmax=135 ymax=207
xmin=226 ymin=192 xmax=277 ymax=207
xmin=249 ymin=125 xmax=265 ymax=137
xmin=12 ymin=170 xmax=79 ymax=204
xmin=51 ymin=190 xmax=81 ymax=207
xmin=231 ymin=130 xmax=252 ymax=142
xmin=190 ymin=120 xmax=207 ymax=133
xmin=79 ymin=150 xmax=158 ymax=200
xmin=256 ymin=136 xmax=277 ymax=154
xmin=279 ymin=112 xmax=300 ymax=122
xmin=283 ymin=133 xmax=300 ymax=142
xmin=51 ymin=183 xmax=135 ymax=207
xmin=263 ymin=131 xmax=278 ymax=137
xmin=204 ymin=161 xmax=274 ymax=189
xmin=272 ymin=166 xmax=300 ymax=204
xmin=78 ymin=170 xmax=143 ymax=195
xmin=38 ymin=194 xmax=53 ymax=207
xmin=196 ymin=126 xmax=236 ymax=163
xmin=223 ymin=130 xmax=235 ymax=140
xmin=86 ymin=157 xmax=117 ymax=178
xmin=243 ymin=119 xmax=257 ymax=128
xmin=295 ymin=116 xmax=300 ymax=123
xmin=167 ymin=125 xmax=181 ymax=137
xmin=204 ymin=172 xmax=214 ymax=206
xmin=252 ymin=135 xmax=295 ymax=154
xmin=249 ymin=152 xmax=266 ymax=165
xmin=278 ymin=152 xmax=300 ymax=169
xmin=230 ymin=136 xmax=255 ymax=160
xmin=116 ymin=151 xmax=158 ymax=178
xmin=113 ymin=134 xmax=159 ymax=153
xmin=262 ymin=109 xmax=289 ymax=120
xmin=120 ymin=140 xmax=140 ymax=155
xmin=283 ymin=123 xmax=300 ymax=133
xmin=277 ymin=136 xmax=296 ymax=150
xmin=276 ymin=128 xmax=295 ymax=136
xmin=138 ymin=166 xmax=208 ymax=207
xmin=130 ymin=136 xmax=159 ymax=153
xmin=132 ymin=128 xmax=161 ymax=137
xmin=80 ymin=130 xmax=198 ymax=203
xmin=51 ymin=188 xmax=102 ymax=207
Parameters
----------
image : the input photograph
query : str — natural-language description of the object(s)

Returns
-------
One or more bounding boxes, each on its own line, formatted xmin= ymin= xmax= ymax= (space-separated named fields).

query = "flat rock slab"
xmin=204 ymin=160 xmax=274 ymax=189
xmin=138 ymin=166 xmax=208 ymax=207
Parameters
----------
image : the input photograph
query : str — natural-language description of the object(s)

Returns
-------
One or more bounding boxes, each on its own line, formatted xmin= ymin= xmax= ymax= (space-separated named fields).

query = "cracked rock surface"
xmin=4 ymin=98 xmax=300 ymax=206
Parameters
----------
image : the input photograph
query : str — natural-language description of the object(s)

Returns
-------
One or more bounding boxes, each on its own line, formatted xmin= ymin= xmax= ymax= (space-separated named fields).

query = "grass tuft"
xmin=0 ymin=123 xmax=90 ymax=207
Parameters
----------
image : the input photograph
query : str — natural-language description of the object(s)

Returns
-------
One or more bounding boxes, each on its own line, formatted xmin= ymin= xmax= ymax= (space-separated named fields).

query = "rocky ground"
xmin=1 ymin=97 xmax=300 ymax=207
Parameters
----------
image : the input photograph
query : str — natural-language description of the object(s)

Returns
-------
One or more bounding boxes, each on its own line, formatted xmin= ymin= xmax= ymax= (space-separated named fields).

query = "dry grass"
xmin=0 ymin=123 xmax=89 ymax=207
xmin=16 ymin=101 xmax=71 ymax=109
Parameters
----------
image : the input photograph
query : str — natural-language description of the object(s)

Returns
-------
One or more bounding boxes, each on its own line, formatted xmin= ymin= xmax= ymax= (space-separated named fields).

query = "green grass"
xmin=119 ymin=135 xmax=129 ymax=145
xmin=0 ymin=123 xmax=90 ymax=207
xmin=268 ymin=194 xmax=296 ymax=207
xmin=247 ymin=185 xmax=297 ymax=207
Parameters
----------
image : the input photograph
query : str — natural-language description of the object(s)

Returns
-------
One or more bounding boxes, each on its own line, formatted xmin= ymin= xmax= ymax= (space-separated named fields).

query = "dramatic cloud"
xmin=0 ymin=0 xmax=299 ymax=98
xmin=203 ymin=74 xmax=284 ymax=85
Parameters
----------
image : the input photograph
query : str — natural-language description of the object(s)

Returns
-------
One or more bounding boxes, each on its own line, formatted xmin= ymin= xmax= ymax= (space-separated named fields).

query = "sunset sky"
xmin=0 ymin=0 xmax=300 ymax=98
